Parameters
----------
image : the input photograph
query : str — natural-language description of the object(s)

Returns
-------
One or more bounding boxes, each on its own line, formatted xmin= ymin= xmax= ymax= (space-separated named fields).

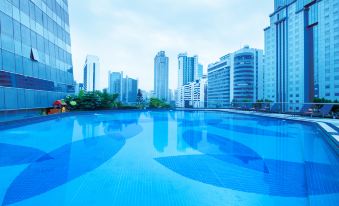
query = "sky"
xmin=69 ymin=0 xmax=274 ymax=91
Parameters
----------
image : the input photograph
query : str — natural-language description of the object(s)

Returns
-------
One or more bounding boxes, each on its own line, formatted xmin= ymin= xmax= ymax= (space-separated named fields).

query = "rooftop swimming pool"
xmin=0 ymin=111 xmax=338 ymax=206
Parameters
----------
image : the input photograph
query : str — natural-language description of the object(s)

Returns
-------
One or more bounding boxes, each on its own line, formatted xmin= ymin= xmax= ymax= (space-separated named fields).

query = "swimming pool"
xmin=0 ymin=111 xmax=338 ymax=206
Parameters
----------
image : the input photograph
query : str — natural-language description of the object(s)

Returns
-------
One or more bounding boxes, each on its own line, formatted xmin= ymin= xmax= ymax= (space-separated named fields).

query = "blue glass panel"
xmin=15 ymin=55 xmax=23 ymax=75
xmin=2 ymin=35 xmax=15 ymax=53
xmin=0 ymin=87 xmax=4 ymax=109
xmin=22 ymin=57 xmax=33 ymax=76
xmin=308 ymin=4 xmax=318 ymax=25
xmin=17 ymin=89 xmax=26 ymax=109
xmin=0 ymin=12 xmax=13 ymax=37
xmin=4 ymin=87 xmax=18 ymax=109
xmin=2 ymin=50 xmax=15 ymax=72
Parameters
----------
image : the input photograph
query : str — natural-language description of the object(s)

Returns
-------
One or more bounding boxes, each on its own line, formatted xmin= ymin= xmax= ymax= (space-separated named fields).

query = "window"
xmin=2 ymin=34 xmax=15 ymax=53
xmin=2 ymin=50 xmax=15 ymax=72
xmin=31 ymin=48 xmax=40 ymax=62
xmin=13 ymin=20 xmax=21 ymax=41
xmin=1 ymin=12 xmax=14 ymax=37
xmin=20 ymin=0 xmax=29 ymax=15
xmin=21 ymin=25 xmax=31 ymax=46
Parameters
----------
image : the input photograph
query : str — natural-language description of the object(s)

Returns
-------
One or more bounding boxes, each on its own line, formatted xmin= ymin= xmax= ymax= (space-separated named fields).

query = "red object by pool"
xmin=53 ymin=100 xmax=63 ymax=106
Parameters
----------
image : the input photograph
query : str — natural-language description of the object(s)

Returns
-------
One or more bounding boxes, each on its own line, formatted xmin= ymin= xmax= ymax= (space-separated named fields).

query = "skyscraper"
xmin=178 ymin=53 xmax=199 ymax=87
xmin=108 ymin=71 xmax=123 ymax=100
xmin=264 ymin=0 xmax=339 ymax=110
xmin=123 ymin=76 xmax=138 ymax=103
xmin=83 ymin=55 xmax=100 ymax=92
xmin=154 ymin=51 xmax=169 ymax=101
xmin=0 ymin=0 xmax=74 ymax=110
xmin=107 ymin=71 xmax=138 ymax=103
xmin=207 ymin=46 xmax=264 ymax=108
xmin=207 ymin=54 xmax=233 ymax=108
xmin=233 ymin=46 xmax=264 ymax=102
xmin=198 ymin=64 xmax=204 ymax=80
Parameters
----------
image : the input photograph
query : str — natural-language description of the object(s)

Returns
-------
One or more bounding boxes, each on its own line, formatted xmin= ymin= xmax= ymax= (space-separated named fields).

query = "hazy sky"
xmin=69 ymin=0 xmax=273 ymax=91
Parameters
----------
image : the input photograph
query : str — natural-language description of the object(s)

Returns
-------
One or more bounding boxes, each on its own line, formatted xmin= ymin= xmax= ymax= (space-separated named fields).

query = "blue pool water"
xmin=0 ymin=111 xmax=338 ymax=206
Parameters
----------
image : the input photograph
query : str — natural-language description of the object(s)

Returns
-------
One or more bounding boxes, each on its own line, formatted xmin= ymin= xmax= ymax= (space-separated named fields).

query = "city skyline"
xmin=69 ymin=0 xmax=273 ymax=91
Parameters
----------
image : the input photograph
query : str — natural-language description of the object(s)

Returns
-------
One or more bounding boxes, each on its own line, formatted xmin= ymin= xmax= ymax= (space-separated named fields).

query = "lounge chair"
xmin=270 ymin=103 xmax=282 ymax=113
xmin=299 ymin=104 xmax=314 ymax=116
xmin=259 ymin=103 xmax=270 ymax=112
xmin=308 ymin=104 xmax=334 ymax=118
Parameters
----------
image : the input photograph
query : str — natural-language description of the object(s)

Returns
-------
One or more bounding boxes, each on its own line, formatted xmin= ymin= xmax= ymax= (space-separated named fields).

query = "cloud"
xmin=69 ymin=0 xmax=273 ymax=90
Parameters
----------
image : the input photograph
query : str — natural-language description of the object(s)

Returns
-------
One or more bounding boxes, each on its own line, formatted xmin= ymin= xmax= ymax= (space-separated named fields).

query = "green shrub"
xmin=149 ymin=98 xmax=170 ymax=109
xmin=64 ymin=90 xmax=119 ymax=111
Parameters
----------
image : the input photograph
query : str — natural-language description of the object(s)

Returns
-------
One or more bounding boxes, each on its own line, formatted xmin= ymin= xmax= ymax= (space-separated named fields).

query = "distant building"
xmin=233 ymin=46 xmax=264 ymax=103
xmin=176 ymin=76 xmax=207 ymax=108
xmin=75 ymin=83 xmax=84 ymax=95
xmin=107 ymin=71 xmax=138 ymax=103
xmin=178 ymin=53 xmax=199 ymax=87
xmin=168 ymin=89 xmax=174 ymax=102
xmin=83 ymin=55 xmax=100 ymax=92
xmin=264 ymin=0 xmax=339 ymax=111
xmin=108 ymin=71 xmax=123 ymax=101
xmin=207 ymin=54 xmax=233 ymax=108
xmin=154 ymin=51 xmax=169 ymax=101
xmin=123 ymin=76 xmax=138 ymax=103
xmin=198 ymin=64 xmax=204 ymax=80
xmin=207 ymin=46 xmax=264 ymax=108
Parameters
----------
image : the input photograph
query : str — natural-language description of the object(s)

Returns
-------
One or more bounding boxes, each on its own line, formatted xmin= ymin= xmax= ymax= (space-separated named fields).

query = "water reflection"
xmin=76 ymin=116 xmax=101 ymax=139
xmin=151 ymin=112 xmax=168 ymax=152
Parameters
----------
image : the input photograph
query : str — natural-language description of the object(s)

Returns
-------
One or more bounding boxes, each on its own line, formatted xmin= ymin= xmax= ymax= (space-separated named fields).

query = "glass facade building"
xmin=83 ymin=55 xmax=100 ymax=92
xmin=154 ymin=51 xmax=169 ymax=101
xmin=207 ymin=54 xmax=233 ymax=108
xmin=108 ymin=71 xmax=123 ymax=99
xmin=207 ymin=46 xmax=264 ymax=108
xmin=233 ymin=46 xmax=264 ymax=102
xmin=178 ymin=53 xmax=198 ymax=87
xmin=123 ymin=76 xmax=138 ymax=103
xmin=0 ymin=0 xmax=74 ymax=110
xmin=264 ymin=0 xmax=339 ymax=111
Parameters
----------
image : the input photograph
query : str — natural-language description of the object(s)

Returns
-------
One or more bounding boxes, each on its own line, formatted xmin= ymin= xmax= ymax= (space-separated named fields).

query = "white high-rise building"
xmin=176 ymin=76 xmax=207 ymax=108
xmin=154 ymin=51 xmax=169 ymax=101
xmin=264 ymin=0 xmax=339 ymax=111
xmin=83 ymin=55 xmax=100 ymax=92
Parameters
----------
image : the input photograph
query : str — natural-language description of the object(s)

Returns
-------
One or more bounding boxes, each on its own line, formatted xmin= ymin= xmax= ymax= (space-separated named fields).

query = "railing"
xmin=0 ymin=108 xmax=49 ymax=123
xmin=176 ymin=101 xmax=339 ymax=119
xmin=1 ymin=101 xmax=338 ymax=123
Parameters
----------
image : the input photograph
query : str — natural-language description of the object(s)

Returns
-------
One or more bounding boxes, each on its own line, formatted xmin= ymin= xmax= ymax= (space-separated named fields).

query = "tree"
xmin=136 ymin=89 xmax=144 ymax=105
xmin=149 ymin=98 xmax=170 ymax=109
xmin=63 ymin=90 xmax=120 ymax=111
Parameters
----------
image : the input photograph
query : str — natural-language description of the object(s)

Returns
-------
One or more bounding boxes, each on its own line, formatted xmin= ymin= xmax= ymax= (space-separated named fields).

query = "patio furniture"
xmin=270 ymin=103 xmax=282 ymax=113
xmin=259 ymin=103 xmax=271 ymax=112
xmin=299 ymin=104 xmax=314 ymax=116
xmin=308 ymin=104 xmax=334 ymax=118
